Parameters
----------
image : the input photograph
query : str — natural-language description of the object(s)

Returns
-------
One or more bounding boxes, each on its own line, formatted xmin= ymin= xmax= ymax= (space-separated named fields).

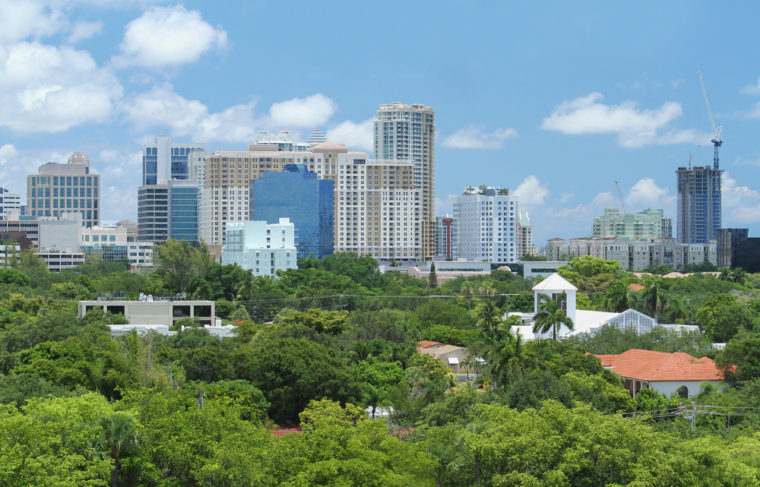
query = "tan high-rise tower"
xmin=375 ymin=103 xmax=435 ymax=260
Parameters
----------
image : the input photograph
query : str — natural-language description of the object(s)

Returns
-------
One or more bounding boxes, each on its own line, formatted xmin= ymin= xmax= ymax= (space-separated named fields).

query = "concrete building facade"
xmin=79 ymin=299 xmax=215 ymax=326
xmin=81 ymin=224 xmax=154 ymax=267
xmin=375 ymin=103 xmax=435 ymax=259
xmin=435 ymin=214 xmax=456 ymax=260
xmin=517 ymin=211 xmax=536 ymax=258
xmin=27 ymin=152 xmax=100 ymax=227
xmin=0 ymin=187 xmax=21 ymax=220
xmin=201 ymin=139 xmax=423 ymax=262
xmin=221 ymin=218 xmax=297 ymax=277
xmin=593 ymin=207 xmax=672 ymax=240
xmin=454 ymin=186 xmax=517 ymax=263
xmin=545 ymin=236 xmax=717 ymax=271
xmin=142 ymin=135 xmax=204 ymax=186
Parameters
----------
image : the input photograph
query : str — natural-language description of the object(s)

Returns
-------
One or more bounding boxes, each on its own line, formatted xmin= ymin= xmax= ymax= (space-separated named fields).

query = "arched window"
xmin=676 ymin=385 xmax=689 ymax=399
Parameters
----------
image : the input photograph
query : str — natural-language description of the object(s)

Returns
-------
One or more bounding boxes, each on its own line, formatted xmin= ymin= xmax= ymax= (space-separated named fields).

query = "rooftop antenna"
xmin=688 ymin=153 xmax=692 ymax=170
xmin=698 ymin=71 xmax=723 ymax=170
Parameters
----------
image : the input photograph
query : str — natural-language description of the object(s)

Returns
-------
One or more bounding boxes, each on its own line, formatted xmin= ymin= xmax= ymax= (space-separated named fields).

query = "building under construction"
xmin=676 ymin=164 xmax=721 ymax=244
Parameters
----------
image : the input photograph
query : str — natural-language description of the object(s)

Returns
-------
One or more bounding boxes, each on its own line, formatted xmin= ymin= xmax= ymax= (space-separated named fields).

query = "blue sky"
xmin=1 ymin=0 xmax=759 ymax=245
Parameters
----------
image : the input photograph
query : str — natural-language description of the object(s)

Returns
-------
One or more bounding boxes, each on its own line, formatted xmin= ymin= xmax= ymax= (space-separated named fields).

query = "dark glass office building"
xmin=169 ymin=183 xmax=199 ymax=242
xmin=137 ymin=182 xmax=199 ymax=243
xmin=252 ymin=164 xmax=334 ymax=259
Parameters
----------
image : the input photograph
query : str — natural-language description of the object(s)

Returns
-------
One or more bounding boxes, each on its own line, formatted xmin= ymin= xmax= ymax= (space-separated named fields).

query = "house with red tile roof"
xmin=595 ymin=349 xmax=726 ymax=398
xmin=417 ymin=341 xmax=466 ymax=373
xmin=416 ymin=340 xmax=444 ymax=351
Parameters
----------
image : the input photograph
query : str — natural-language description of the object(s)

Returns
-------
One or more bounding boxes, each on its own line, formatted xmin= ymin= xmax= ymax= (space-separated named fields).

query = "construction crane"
xmin=614 ymin=180 xmax=627 ymax=214
xmin=698 ymin=71 xmax=723 ymax=170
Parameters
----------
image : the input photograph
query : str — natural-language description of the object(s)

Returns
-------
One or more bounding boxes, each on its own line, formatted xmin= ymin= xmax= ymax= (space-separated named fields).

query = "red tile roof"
xmin=417 ymin=340 xmax=444 ymax=350
xmin=595 ymin=349 xmax=725 ymax=381
xmin=627 ymin=283 xmax=646 ymax=292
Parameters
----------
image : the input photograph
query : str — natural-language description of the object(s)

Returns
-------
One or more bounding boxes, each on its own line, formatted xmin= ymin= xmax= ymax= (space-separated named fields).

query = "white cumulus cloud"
xmin=722 ymin=172 xmax=760 ymax=223
xmin=0 ymin=42 xmax=122 ymax=133
xmin=442 ymin=126 xmax=517 ymax=149
xmin=114 ymin=5 xmax=227 ymax=68
xmin=741 ymin=77 xmax=760 ymax=95
xmin=269 ymin=94 xmax=337 ymax=128
xmin=0 ymin=0 xmax=65 ymax=45
xmin=625 ymin=177 xmax=672 ymax=209
xmin=327 ymin=119 xmax=373 ymax=151
xmin=541 ymin=92 xmax=707 ymax=148
xmin=0 ymin=144 xmax=18 ymax=164
xmin=68 ymin=20 xmax=104 ymax=43
xmin=513 ymin=175 xmax=548 ymax=210
xmin=592 ymin=192 xmax=615 ymax=206
xmin=123 ymin=83 xmax=259 ymax=143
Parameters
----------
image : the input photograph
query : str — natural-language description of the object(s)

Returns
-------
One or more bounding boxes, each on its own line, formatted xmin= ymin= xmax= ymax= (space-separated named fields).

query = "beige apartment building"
xmin=336 ymin=155 xmax=420 ymax=260
xmin=375 ymin=103 xmax=435 ymax=260
xmin=199 ymin=134 xmax=424 ymax=261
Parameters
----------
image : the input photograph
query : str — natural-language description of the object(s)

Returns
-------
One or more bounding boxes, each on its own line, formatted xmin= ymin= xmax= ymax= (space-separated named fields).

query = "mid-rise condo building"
xmin=454 ymin=186 xmax=517 ymax=263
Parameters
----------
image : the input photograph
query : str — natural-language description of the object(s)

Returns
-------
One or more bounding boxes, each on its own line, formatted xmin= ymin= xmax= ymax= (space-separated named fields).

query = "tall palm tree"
xmin=476 ymin=300 xmax=502 ymax=337
xmin=642 ymin=282 xmax=666 ymax=320
xmin=478 ymin=281 xmax=496 ymax=297
xmin=606 ymin=281 xmax=631 ymax=312
xmin=532 ymin=293 xmax=574 ymax=341
xmin=98 ymin=413 xmax=141 ymax=487
xmin=461 ymin=281 xmax=475 ymax=310
xmin=484 ymin=327 xmax=525 ymax=383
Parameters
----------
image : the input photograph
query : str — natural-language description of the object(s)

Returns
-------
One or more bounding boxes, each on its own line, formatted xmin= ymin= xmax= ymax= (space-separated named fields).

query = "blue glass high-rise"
xmin=252 ymin=164 xmax=334 ymax=260
xmin=169 ymin=183 xmax=199 ymax=242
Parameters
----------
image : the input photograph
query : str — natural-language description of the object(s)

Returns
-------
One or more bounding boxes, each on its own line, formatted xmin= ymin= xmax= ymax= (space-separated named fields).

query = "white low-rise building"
xmin=222 ymin=218 xmax=297 ymax=277
xmin=80 ymin=224 xmax=154 ymax=267
xmin=79 ymin=299 xmax=215 ymax=326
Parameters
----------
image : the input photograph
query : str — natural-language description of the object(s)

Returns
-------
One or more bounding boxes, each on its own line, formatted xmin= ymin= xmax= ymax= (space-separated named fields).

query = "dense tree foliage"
xmin=0 ymin=251 xmax=758 ymax=485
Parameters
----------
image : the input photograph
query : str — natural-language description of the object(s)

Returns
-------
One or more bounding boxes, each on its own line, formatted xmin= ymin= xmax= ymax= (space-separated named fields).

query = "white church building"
xmin=509 ymin=273 xmax=698 ymax=340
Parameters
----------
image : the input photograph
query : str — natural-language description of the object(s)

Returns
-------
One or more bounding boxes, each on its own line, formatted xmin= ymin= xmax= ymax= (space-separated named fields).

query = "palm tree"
xmin=460 ymin=355 xmax=475 ymax=380
xmin=663 ymin=297 xmax=691 ymax=324
xmin=98 ymin=413 xmax=141 ymax=487
xmin=642 ymin=282 xmax=666 ymax=320
xmin=476 ymin=300 xmax=502 ymax=337
xmin=461 ymin=281 xmax=475 ymax=310
xmin=532 ymin=293 xmax=574 ymax=341
xmin=606 ymin=281 xmax=631 ymax=312
xmin=484 ymin=327 xmax=525 ymax=383
xmin=730 ymin=268 xmax=747 ymax=285
xmin=719 ymin=266 xmax=732 ymax=281
xmin=478 ymin=281 xmax=496 ymax=297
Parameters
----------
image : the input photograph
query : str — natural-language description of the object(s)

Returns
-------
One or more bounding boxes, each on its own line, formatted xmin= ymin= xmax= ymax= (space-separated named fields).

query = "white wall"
xmin=652 ymin=380 xmax=723 ymax=398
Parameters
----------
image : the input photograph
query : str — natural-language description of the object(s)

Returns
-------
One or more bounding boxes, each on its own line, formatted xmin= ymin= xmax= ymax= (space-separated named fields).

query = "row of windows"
xmin=33 ymin=187 xmax=96 ymax=198
xmin=32 ymin=198 xmax=98 ymax=210
xmin=31 ymin=176 xmax=96 ymax=186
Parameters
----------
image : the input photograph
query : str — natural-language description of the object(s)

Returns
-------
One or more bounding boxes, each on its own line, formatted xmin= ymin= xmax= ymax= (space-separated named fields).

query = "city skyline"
xmin=2 ymin=1 xmax=760 ymax=246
